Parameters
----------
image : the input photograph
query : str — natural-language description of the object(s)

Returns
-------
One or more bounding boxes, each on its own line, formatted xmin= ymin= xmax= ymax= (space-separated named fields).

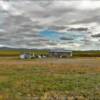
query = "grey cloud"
xmin=91 ymin=33 xmax=100 ymax=38
xmin=47 ymin=42 xmax=57 ymax=46
xmin=0 ymin=0 xmax=100 ymax=50
xmin=60 ymin=37 xmax=73 ymax=40
xmin=48 ymin=25 xmax=67 ymax=31
xmin=72 ymin=16 xmax=100 ymax=25
xmin=80 ymin=38 xmax=91 ymax=45
xmin=67 ymin=27 xmax=88 ymax=32
xmin=0 ymin=38 xmax=10 ymax=42
xmin=70 ymin=9 xmax=100 ymax=25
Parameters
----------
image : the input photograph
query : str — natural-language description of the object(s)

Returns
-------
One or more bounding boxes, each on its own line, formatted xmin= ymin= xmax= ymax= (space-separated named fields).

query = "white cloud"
xmin=76 ymin=0 xmax=100 ymax=10
xmin=0 ymin=1 xmax=10 ymax=10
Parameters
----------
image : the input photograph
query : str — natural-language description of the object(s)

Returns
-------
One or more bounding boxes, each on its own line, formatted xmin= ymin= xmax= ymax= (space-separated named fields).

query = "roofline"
xmin=49 ymin=50 xmax=72 ymax=53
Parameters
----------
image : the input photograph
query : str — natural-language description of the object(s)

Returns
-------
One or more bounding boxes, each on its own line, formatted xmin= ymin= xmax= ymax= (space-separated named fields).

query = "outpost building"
xmin=20 ymin=50 xmax=72 ymax=59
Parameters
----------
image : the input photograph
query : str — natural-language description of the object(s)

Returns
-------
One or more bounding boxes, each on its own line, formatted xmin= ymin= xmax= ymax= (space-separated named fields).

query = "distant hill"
xmin=0 ymin=47 xmax=49 ymax=51
xmin=0 ymin=47 xmax=26 ymax=50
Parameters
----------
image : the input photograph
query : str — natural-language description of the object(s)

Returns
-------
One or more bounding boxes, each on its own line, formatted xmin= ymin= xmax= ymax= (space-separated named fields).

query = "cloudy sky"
xmin=0 ymin=0 xmax=100 ymax=50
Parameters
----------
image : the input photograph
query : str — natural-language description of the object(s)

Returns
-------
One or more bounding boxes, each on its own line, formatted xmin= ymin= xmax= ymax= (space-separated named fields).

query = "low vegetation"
xmin=73 ymin=51 xmax=100 ymax=57
xmin=0 ymin=58 xmax=100 ymax=99
xmin=0 ymin=50 xmax=100 ymax=57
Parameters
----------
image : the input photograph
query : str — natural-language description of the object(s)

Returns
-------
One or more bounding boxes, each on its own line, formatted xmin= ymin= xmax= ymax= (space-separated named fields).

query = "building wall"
xmin=49 ymin=52 xmax=72 ymax=58
xmin=20 ymin=51 xmax=72 ymax=59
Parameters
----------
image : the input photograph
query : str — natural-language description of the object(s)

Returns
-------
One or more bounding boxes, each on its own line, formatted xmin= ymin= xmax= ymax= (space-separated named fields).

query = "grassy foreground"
xmin=0 ymin=58 xmax=100 ymax=100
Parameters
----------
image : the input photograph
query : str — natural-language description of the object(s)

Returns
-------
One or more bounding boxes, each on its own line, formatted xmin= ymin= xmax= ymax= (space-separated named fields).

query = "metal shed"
xmin=49 ymin=50 xmax=72 ymax=58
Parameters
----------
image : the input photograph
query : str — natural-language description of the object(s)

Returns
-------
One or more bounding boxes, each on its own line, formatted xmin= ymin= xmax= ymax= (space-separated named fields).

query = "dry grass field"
xmin=0 ymin=57 xmax=100 ymax=100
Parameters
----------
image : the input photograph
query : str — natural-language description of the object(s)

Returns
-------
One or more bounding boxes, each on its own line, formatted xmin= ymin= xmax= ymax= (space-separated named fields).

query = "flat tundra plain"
xmin=0 ymin=57 xmax=100 ymax=100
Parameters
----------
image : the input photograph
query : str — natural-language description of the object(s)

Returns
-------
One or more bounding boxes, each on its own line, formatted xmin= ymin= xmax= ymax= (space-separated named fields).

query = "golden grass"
xmin=0 ymin=57 xmax=100 ymax=73
xmin=0 ymin=57 xmax=100 ymax=99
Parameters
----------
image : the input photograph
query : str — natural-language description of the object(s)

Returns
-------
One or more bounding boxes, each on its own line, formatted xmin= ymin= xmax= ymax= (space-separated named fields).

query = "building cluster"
xmin=20 ymin=50 xmax=72 ymax=59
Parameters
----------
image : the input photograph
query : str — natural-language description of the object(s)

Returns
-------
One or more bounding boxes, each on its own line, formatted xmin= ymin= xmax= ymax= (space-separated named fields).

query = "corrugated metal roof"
xmin=49 ymin=49 xmax=72 ymax=53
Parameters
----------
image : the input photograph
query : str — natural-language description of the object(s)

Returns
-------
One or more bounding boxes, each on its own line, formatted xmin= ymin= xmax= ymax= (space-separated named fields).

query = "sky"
xmin=0 ymin=0 xmax=100 ymax=50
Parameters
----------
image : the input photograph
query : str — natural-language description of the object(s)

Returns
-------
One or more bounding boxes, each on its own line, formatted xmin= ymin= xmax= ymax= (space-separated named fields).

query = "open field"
xmin=1 ymin=50 xmax=100 ymax=57
xmin=0 ymin=57 xmax=100 ymax=99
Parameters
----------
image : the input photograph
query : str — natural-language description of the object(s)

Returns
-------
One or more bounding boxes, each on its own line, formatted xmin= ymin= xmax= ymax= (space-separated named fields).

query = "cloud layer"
xmin=0 ymin=0 xmax=100 ymax=50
